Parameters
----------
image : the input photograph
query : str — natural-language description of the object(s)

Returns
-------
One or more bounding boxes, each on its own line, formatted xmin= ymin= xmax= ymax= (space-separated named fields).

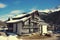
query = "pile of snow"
xmin=0 ymin=35 xmax=23 ymax=40
xmin=8 ymin=35 xmax=18 ymax=40
xmin=0 ymin=36 xmax=7 ymax=40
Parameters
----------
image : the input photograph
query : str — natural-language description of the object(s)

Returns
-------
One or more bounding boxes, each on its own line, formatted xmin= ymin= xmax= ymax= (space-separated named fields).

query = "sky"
xmin=0 ymin=0 xmax=60 ymax=21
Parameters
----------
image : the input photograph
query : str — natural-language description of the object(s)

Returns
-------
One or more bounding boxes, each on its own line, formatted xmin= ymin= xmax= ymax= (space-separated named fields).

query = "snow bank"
xmin=0 ymin=35 xmax=23 ymax=40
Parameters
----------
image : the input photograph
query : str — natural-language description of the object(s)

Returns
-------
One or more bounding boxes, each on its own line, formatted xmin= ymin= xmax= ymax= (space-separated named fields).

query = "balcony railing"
xmin=23 ymin=25 xmax=39 ymax=29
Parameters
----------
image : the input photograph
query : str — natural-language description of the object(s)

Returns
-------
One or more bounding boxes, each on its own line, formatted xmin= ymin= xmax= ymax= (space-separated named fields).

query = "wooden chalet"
xmin=6 ymin=10 xmax=49 ymax=35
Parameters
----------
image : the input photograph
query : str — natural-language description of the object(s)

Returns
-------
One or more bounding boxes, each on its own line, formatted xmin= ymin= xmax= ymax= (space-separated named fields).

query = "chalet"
xmin=6 ymin=10 xmax=49 ymax=35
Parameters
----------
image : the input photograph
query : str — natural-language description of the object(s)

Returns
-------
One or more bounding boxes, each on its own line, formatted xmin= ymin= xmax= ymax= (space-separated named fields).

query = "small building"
xmin=6 ymin=10 xmax=49 ymax=35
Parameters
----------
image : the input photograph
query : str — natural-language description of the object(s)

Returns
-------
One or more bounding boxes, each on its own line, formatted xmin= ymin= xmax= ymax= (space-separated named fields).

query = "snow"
xmin=6 ymin=19 xmax=21 ymax=23
xmin=21 ymin=16 xmax=31 ymax=21
xmin=0 ymin=36 xmax=7 ymax=40
xmin=0 ymin=35 xmax=20 ymax=40
xmin=13 ymin=10 xmax=35 ymax=18
xmin=28 ymin=10 xmax=37 ymax=14
xmin=6 ymin=10 xmax=37 ymax=23
xmin=6 ymin=16 xmax=31 ymax=23
xmin=51 ymin=8 xmax=60 ymax=12
xmin=13 ymin=14 xmax=27 ymax=18
xmin=8 ymin=35 xmax=19 ymax=40
xmin=38 ymin=9 xmax=50 ymax=13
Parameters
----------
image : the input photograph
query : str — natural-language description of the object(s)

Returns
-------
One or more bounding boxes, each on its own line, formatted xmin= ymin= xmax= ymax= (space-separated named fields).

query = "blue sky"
xmin=0 ymin=0 xmax=60 ymax=21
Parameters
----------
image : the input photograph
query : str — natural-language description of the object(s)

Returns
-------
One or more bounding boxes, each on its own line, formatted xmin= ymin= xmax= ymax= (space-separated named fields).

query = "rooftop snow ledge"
xmin=13 ymin=14 xmax=27 ymax=18
xmin=28 ymin=10 xmax=37 ymax=14
xmin=6 ymin=16 xmax=31 ymax=23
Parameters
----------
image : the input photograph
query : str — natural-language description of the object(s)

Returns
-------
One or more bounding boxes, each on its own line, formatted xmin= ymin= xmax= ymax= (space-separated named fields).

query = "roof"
xmin=21 ymin=16 xmax=31 ymax=21
xmin=10 ymin=10 xmax=37 ymax=19
xmin=6 ymin=10 xmax=44 ymax=23
xmin=6 ymin=16 xmax=31 ymax=23
xmin=6 ymin=19 xmax=21 ymax=23
xmin=13 ymin=14 xmax=27 ymax=18
xmin=6 ymin=10 xmax=37 ymax=23
xmin=28 ymin=10 xmax=37 ymax=14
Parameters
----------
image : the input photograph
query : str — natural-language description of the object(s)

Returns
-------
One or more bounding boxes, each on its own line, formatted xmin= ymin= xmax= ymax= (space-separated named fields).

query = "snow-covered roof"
xmin=21 ymin=16 xmax=31 ymax=21
xmin=28 ymin=10 xmax=37 ymax=14
xmin=6 ymin=16 xmax=31 ymax=23
xmin=10 ymin=10 xmax=37 ymax=19
xmin=6 ymin=10 xmax=38 ymax=23
xmin=6 ymin=19 xmax=21 ymax=23
xmin=13 ymin=14 xmax=27 ymax=18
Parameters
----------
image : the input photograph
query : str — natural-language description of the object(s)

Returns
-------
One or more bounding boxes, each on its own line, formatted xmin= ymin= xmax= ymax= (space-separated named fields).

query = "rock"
xmin=0 ymin=32 xmax=6 ymax=36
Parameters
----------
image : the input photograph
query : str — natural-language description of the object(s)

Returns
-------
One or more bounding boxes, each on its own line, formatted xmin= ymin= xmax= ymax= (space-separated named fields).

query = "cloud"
xmin=0 ymin=3 xmax=7 ymax=8
xmin=10 ymin=10 xmax=24 ymax=17
xmin=0 ymin=10 xmax=24 ymax=21
xmin=0 ymin=15 xmax=8 ymax=21
xmin=10 ymin=10 xmax=24 ymax=14
xmin=1 ymin=6 xmax=60 ymax=21
xmin=9 ymin=10 xmax=24 ymax=16
xmin=58 ymin=5 xmax=60 ymax=7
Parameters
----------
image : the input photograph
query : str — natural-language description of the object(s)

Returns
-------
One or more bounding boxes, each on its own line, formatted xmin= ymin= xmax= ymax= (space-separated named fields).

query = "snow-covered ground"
xmin=0 ymin=33 xmax=60 ymax=40
xmin=0 ymin=35 xmax=22 ymax=40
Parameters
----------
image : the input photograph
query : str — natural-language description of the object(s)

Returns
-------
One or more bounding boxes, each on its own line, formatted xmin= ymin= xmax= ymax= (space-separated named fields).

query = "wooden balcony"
xmin=23 ymin=25 xmax=39 ymax=29
xmin=31 ymin=20 xmax=39 ymax=23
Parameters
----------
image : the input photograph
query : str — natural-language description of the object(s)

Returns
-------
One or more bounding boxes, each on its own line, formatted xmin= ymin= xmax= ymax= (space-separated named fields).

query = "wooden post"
xmin=17 ymin=22 xmax=23 ymax=35
xmin=40 ymin=25 xmax=42 ymax=35
xmin=13 ymin=23 xmax=16 ymax=33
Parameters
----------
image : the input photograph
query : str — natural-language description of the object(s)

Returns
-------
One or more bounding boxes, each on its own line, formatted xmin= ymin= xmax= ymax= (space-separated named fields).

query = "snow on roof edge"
xmin=6 ymin=16 xmax=31 ymax=23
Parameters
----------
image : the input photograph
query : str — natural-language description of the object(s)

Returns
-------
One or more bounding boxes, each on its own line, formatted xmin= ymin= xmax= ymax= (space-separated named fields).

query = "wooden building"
xmin=6 ymin=10 xmax=49 ymax=35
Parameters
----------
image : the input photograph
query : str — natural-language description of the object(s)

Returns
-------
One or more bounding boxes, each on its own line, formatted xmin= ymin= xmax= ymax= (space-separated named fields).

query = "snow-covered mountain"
xmin=38 ymin=5 xmax=60 ymax=13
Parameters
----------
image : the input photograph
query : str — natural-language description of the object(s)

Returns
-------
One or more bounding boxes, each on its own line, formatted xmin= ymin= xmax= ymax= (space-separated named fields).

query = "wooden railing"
xmin=23 ymin=25 xmax=39 ymax=29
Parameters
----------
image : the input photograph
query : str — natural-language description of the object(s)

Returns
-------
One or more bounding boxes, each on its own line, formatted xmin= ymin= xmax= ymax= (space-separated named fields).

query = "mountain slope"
xmin=42 ymin=11 xmax=60 ymax=25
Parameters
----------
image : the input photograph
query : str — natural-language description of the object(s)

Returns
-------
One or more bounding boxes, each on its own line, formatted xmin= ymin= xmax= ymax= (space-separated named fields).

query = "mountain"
xmin=38 ymin=5 xmax=60 ymax=13
xmin=41 ymin=10 xmax=60 ymax=25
